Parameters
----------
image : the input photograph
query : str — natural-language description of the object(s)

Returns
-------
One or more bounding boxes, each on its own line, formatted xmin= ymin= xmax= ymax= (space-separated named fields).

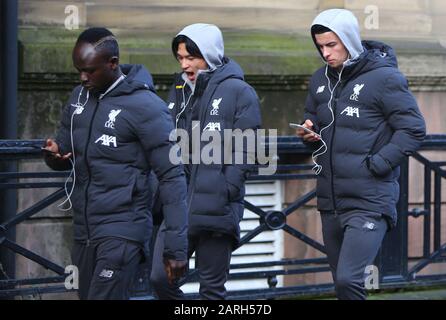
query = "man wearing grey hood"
xmin=295 ymin=9 xmax=425 ymax=299
xmin=150 ymin=23 xmax=261 ymax=300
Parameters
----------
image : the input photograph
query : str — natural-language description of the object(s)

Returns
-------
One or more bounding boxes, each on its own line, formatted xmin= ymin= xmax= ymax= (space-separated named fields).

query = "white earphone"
xmin=311 ymin=64 xmax=345 ymax=175
xmin=175 ymin=79 xmax=193 ymax=131
xmin=58 ymin=87 xmax=89 ymax=211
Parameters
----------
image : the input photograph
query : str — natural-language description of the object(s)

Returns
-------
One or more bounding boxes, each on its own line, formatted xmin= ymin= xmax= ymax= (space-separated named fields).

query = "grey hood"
xmin=177 ymin=23 xmax=224 ymax=71
xmin=311 ymin=9 xmax=364 ymax=65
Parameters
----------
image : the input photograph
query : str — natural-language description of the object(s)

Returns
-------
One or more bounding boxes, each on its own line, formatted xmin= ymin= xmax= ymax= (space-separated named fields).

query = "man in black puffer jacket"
xmin=150 ymin=23 xmax=262 ymax=300
xmin=295 ymin=9 xmax=426 ymax=300
xmin=43 ymin=28 xmax=188 ymax=299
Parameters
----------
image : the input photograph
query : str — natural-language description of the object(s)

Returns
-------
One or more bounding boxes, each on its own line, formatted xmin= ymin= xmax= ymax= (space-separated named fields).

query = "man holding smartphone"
xmin=289 ymin=123 xmax=321 ymax=139
xmin=43 ymin=27 xmax=188 ymax=299
xmin=296 ymin=9 xmax=426 ymax=299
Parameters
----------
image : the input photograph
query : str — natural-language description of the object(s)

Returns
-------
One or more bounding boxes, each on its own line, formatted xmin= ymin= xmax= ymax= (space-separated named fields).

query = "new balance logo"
xmin=350 ymin=83 xmax=364 ymax=101
xmin=99 ymin=269 xmax=114 ymax=278
xmin=95 ymin=134 xmax=117 ymax=147
xmin=203 ymin=122 xmax=221 ymax=131
xmin=340 ymin=106 xmax=360 ymax=118
xmin=363 ymin=222 xmax=376 ymax=230
xmin=316 ymin=85 xmax=325 ymax=94
xmin=210 ymin=98 xmax=222 ymax=116
xmin=104 ymin=109 xmax=121 ymax=129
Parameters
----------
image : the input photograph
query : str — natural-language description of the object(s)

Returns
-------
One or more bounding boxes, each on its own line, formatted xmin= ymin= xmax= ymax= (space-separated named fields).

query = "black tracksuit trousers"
xmin=150 ymin=222 xmax=233 ymax=300
xmin=71 ymin=237 xmax=143 ymax=300
xmin=320 ymin=210 xmax=388 ymax=300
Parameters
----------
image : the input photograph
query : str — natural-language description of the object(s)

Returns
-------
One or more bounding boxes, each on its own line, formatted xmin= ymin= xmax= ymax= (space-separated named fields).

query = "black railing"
xmin=1 ymin=135 xmax=446 ymax=299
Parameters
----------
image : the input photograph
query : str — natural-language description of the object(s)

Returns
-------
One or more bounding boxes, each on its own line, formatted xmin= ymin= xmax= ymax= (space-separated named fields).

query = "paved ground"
xmin=367 ymin=287 xmax=446 ymax=300
xmin=308 ymin=286 xmax=446 ymax=300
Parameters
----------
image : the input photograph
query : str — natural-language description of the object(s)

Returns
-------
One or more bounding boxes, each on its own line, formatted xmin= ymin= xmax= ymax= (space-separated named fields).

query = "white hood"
xmin=176 ymin=23 xmax=224 ymax=71
xmin=311 ymin=9 xmax=364 ymax=64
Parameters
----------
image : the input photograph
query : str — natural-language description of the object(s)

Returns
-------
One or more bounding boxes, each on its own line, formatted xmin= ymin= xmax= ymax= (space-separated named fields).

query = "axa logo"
xmin=340 ymin=106 xmax=360 ymax=118
xmin=95 ymin=134 xmax=117 ymax=147
xmin=210 ymin=98 xmax=222 ymax=115
xmin=350 ymin=83 xmax=365 ymax=101
xmin=104 ymin=109 xmax=121 ymax=129
xmin=203 ymin=122 xmax=221 ymax=131
xmin=316 ymin=85 xmax=325 ymax=94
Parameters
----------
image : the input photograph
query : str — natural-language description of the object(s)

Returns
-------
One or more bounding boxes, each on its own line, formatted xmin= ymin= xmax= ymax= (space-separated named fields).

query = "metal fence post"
xmin=378 ymin=158 xmax=409 ymax=282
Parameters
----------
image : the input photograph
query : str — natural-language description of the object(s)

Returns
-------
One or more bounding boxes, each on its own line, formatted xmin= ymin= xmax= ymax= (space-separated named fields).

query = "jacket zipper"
xmin=173 ymin=80 xmax=195 ymax=212
xmin=83 ymin=100 xmax=100 ymax=246
xmin=186 ymin=80 xmax=218 ymax=213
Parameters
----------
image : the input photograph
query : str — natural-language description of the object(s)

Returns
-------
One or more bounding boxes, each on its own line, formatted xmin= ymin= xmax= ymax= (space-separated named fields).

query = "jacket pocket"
xmin=223 ymin=165 xmax=244 ymax=202
xmin=131 ymin=172 xmax=150 ymax=215
xmin=366 ymin=154 xmax=393 ymax=180
xmin=225 ymin=180 xmax=239 ymax=202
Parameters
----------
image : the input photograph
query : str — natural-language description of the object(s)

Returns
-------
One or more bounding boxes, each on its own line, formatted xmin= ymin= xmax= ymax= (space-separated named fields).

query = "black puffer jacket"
xmin=48 ymin=64 xmax=188 ymax=260
xmin=305 ymin=41 xmax=426 ymax=226
xmin=167 ymin=58 xmax=261 ymax=244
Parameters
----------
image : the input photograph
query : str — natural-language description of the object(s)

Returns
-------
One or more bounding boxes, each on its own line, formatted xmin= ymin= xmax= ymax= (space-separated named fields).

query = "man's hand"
xmin=163 ymin=258 xmax=188 ymax=285
xmin=295 ymin=119 xmax=320 ymax=142
xmin=43 ymin=139 xmax=72 ymax=160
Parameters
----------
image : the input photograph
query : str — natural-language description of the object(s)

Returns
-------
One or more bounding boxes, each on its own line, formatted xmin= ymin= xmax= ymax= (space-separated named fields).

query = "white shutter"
xmin=181 ymin=180 xmax=284 ymax=293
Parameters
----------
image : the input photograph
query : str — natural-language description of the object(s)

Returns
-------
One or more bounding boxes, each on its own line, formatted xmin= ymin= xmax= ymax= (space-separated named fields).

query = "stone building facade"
xmin=13 ymin=0 xmax=446 ymax=298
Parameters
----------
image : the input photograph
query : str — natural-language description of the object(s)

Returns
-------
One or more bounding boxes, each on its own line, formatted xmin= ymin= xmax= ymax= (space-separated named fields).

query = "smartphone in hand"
xmin=289 ymin=123 xmax=321 ymax=139
xmin=41 ymin=147 xmax=57 ymax=156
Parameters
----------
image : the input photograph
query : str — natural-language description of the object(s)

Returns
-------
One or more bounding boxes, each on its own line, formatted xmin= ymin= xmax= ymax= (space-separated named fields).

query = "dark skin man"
xmin=43 ymin=41 xmax=187 ymax=285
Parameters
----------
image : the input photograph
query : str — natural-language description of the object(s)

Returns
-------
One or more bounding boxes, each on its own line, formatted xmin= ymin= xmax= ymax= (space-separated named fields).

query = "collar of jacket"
xmin=327 ymin=49 xmax=369 ymax=81
xmin=175 ymin=70 xmax=212 ymax=98
xmin=194 ymin=71 xmax=212 ymax=97
xmin=326 ymin=40 xmax=397 ymax=82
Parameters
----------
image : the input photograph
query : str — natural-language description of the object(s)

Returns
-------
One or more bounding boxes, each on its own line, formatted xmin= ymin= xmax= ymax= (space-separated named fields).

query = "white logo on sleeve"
xmin=95 ymin=134 xmax=117 ymax=147
xmin=363 ymin=222 xmax=376 ymax=230
xmin=340 ymin=106 xmax=360 ymax=118
xmin=104 ymin=109 xmax=122 ymax=129
xmin=168 ymin=102 xmax=175 ymax=110
xmin=350 ymin=83 xmax=364 ymax=101
xmin=210 ymin=98 xmax=222 ymax=115
xmin=203 ymin=122 xmax=221 ymax=131
xmin=99 ymin=269 xmax=114 ymax=278
xmin=316 ymin=85 xmax=325 ymax=94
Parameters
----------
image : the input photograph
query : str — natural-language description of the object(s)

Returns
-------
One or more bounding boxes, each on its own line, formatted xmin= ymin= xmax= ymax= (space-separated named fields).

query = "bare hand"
xmin=295 ymin=119 xmax=320 ymax=142
xmin=163 ymin=258 xmax=188 ymax=285
xmin=43 ymin=139 xmax=72 ymax=160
